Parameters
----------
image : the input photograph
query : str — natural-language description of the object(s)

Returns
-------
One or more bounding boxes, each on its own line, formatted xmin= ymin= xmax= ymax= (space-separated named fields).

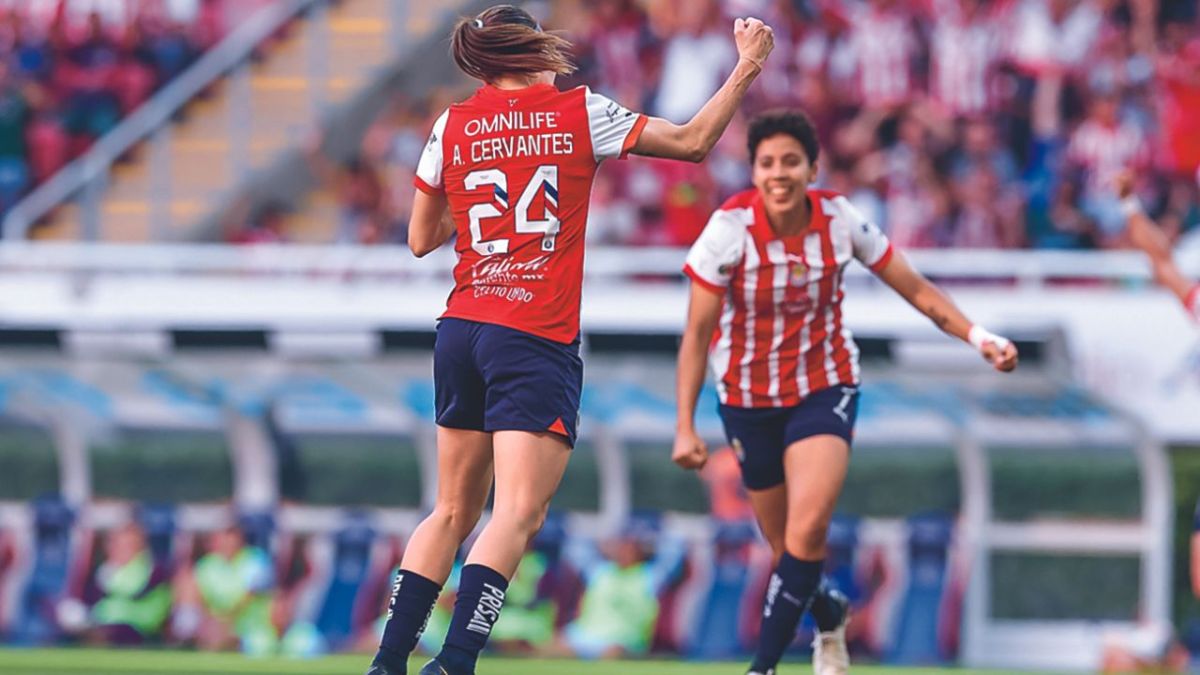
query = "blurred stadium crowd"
xmin=0 ymin=0 xmax=273 ymax=215
xmin=297 ymin=0 xmax=1200 ymax=249
xmin=0 ymin=450 xmax=961 ymax=664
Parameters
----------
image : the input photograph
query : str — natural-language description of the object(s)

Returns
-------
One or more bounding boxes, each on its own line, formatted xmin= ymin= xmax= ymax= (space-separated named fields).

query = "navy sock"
xmin=437 ymin=564 xmax=509 ymax=675
xmin=750 ymin=553 xmax=823 ymax=672
xmin=808 ymin=579 xmax=846 ymax=632
xmin=374 ymin=569 xmax=441 ymax=671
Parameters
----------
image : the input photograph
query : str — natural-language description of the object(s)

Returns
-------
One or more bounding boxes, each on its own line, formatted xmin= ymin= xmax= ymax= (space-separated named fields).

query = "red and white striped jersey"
xmin=929 ymin=0 xmax=1008 ymax=116
xmin=845 ymin=4 xmax=917 ymax=108
xmin=684 ymin=189 xmax=895 ymax=408
xmin=415 ymin=84 xmax=647 ymax=344
xmin=1068 ymin=119 xmax=1148 ymax=196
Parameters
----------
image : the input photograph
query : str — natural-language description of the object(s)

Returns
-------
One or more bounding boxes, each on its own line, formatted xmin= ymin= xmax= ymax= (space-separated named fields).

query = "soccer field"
xmin=0 ymin=649 xmax=1042 ymax=675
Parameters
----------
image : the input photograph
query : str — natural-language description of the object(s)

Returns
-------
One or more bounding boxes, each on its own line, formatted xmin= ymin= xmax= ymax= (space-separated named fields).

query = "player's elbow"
xmin=679 ymin=134 xmax=712 ymax=162
xmin=683 ymin=144 xmax=710 ymax=163
xmin=674 ymin=124 xmax=711 ymax=162
xmin=408 ymin=235 xmax=437 ymax=258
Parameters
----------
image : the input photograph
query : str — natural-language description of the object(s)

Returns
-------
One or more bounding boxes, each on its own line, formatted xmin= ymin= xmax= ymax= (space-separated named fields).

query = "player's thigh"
xmin=782 ymin=433 xmax=851 ymax=529
xmin=434 ymin=426 xmax=494 ymax=516
xmin=747 ymin=484 xmax=787 ymax=558
xmin=490 ymin=429 xmax=571 ymax=521
xmin=780 ymin=384 xmax=858 ymax=521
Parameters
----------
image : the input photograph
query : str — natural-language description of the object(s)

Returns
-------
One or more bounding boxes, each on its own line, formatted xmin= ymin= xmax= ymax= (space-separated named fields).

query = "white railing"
xmin=0 ymin=243 xmax=1193 ymax=285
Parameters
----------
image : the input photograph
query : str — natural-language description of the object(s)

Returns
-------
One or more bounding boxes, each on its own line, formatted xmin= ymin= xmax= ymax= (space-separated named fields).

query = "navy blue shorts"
xmin=718 ymin=385 xmax=860 ymax=491
xmin=434 ymin=318 xmax=583 ymax=447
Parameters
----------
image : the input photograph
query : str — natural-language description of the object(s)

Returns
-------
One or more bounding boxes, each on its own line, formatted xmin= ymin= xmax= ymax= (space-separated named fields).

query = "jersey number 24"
xmin=464 ymin=166 xmax=560 ymax=256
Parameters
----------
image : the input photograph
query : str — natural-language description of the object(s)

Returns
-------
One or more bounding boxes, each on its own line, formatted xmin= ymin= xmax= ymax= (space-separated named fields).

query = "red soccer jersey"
xmin=684 ymin=189 xmax=895 ymax=408
xmin=414 ymin=84 xmax=647 ymax=343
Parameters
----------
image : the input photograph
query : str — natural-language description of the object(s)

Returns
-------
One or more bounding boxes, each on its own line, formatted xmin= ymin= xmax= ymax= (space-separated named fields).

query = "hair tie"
xmin=473 ymin=18 xmax=483 ymax=28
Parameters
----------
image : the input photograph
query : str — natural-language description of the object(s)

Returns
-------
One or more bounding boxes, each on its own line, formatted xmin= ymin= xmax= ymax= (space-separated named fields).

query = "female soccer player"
xmin=673 ymin=110 xmax=1018 ymax=675
xmin=1116 ymin=172 xmax=1200 ymax=323
xmin=367 ymin=6 xmax=774 ymax=675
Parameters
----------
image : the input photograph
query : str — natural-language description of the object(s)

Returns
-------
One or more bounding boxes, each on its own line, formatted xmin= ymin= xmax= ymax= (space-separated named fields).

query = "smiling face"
xmin=752 ymin=133 xmax=819 ymax=214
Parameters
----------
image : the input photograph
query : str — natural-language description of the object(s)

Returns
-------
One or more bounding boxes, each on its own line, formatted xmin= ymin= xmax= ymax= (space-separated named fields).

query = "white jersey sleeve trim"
xmin=684 ymin=208 xmax=750 ymax=290
xmin=584 ymin=87 xmax=643 ymax=163
xmin=415 ymin=108 xmax=450 ymax=191
xmin=831 ymin=195 xmax=892 ymax=270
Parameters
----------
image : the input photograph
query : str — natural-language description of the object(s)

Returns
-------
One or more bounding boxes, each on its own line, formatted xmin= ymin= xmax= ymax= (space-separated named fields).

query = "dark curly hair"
xmin=747 ymin=109 xmax=820 ymax=164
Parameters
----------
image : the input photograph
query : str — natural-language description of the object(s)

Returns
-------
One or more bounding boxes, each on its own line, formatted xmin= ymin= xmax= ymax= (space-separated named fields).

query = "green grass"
xmin=0 ymin=648 xmax=1029 ymax=675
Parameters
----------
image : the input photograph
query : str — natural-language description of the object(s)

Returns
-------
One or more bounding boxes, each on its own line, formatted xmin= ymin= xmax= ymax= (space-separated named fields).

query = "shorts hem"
xmin=484 ymin=422 xmax=576 ymax=448
xmin=784 ymin=427 xmax=854 ymax=447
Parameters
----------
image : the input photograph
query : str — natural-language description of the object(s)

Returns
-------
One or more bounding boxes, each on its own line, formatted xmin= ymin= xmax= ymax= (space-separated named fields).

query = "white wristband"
xmin=1119 ymin=195 xmax=1143 ymax=218
xmin=968 ymin=325 xmax=1011 ymax=353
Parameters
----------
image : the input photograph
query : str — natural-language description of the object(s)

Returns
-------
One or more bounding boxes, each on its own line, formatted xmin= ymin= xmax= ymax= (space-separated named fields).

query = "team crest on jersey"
xmin=786 ymin=254 xmax=808 ymax=285
xmin=731 ymin=437 xmax=745 ymax=463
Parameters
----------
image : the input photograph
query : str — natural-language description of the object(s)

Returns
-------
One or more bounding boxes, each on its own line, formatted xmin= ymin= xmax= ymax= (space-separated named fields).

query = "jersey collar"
xmin=477 ymin=83 xmax=558 ymax=101
xmin=751 ymin=190 xmax=826 ymax=242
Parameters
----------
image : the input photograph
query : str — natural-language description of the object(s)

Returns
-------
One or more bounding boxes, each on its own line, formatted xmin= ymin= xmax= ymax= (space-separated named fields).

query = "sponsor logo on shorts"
xmin=731 ymin=437 xmax=745 ymax=463
xmin=832 ymin=386 xmax=856 ymax=423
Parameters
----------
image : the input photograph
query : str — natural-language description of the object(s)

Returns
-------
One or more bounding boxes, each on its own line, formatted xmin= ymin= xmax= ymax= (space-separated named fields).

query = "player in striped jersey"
xmin=1116 ymin=171 xmax=1200 ymax=323
xmin=673 ymin=110 xmax=1018 ymax=675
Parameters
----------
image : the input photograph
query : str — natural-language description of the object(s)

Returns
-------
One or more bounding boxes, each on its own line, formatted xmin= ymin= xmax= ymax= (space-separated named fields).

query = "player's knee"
xmin=429 ymin=501 xmax=483 ymax=541
xmin=784 ymin=515 xmax=830 ymax=559
xmin=494 ymin=500 xmax=549 ymax=542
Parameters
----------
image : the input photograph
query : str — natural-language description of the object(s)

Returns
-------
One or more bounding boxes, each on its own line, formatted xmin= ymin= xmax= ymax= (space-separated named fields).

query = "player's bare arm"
xmin=408 ymin=189 xmax=454 ymax=257
xmin=1116 ymin=170 xmax=1196 ymax=306
xmin=673 ymin=283 xmax=724 ymax=471
xmin=875 ymin=252 xmax=1019 ymax=372
xmin=631 ymin=17 xmax=774 ymax=162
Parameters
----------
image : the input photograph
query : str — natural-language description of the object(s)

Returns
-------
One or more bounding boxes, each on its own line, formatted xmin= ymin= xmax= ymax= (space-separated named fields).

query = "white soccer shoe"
xmin=812 ymin=591 xmax=851 ymax=675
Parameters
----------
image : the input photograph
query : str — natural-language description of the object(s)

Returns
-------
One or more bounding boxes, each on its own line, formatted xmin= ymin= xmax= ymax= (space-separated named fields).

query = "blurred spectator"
xmin=1067 ymin=89 xmax=1148 ymax=242
xmin=222 ymin=197 xmax=291 ymax=244
xmin=577 ymin=0 xmax=656 ymax=108
xmin=58 ymin=520 xmax=172 ymax=645
xmin=927 ymin=0 xmax=1012 ymax=118
xmin=1154 ymin=19 xmax=1200 ymax=179
xmin=651 ymin=0 xmax=736 ymax=123
xmin=839 ymin=0 xmax=920 ymax=113
xmin=1009 ymin=0 xmax=1105 ymax=76
xmin=60 ymin=13 xmax=123 ymax=144
xmin=0 ymin=59 xmax=34 ymax=210
xmin=948 ymin=162 xmax=1025 ymax=248
xmin=307 ymin=133 xmax=391 ymax=245
xmin=555 ymin=514 xmax=686 ymax=659
xmin=171 ymin=522 xmax=275 ymax=652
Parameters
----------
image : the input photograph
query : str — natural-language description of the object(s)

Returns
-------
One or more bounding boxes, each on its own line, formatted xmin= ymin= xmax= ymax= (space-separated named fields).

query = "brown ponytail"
xmin=451 ymin=5 xmax=576 ymax=82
